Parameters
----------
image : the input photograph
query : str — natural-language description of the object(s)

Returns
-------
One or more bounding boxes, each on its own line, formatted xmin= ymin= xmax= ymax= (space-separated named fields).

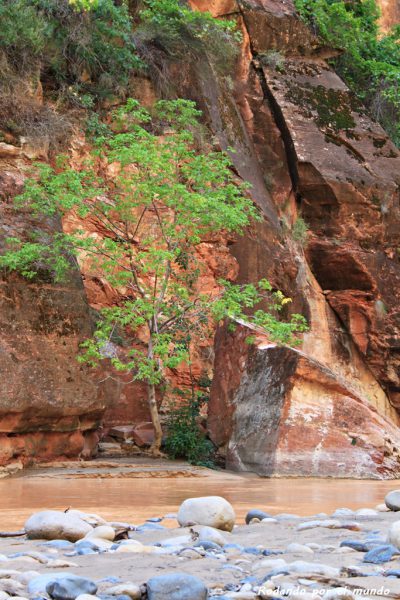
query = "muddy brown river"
xmin=0 ymin=465 xmax=398 ymax=530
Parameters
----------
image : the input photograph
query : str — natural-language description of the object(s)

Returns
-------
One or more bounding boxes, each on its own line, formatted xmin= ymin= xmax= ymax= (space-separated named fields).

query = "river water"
xmin=0 ymin=471 xmax=397 ymax=530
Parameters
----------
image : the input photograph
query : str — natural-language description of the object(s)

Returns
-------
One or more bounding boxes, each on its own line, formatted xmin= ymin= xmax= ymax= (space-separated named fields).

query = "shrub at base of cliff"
xmin=164 ymin=390 xmax=214 ymax=467
xmin=294 ymin=0 xmax=400 ymax=145
xmin=0 ymin=98 xmax=308 ymax=456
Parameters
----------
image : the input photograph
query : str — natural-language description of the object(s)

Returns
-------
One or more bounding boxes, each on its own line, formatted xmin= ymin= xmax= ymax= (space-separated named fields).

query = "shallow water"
xmin=0 ymin=472 xmax=397 ymax=530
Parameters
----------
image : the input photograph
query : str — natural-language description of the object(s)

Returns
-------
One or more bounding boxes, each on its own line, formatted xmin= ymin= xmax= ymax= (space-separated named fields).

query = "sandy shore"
xmin=1 ymin=503 xmax=400 ymax=598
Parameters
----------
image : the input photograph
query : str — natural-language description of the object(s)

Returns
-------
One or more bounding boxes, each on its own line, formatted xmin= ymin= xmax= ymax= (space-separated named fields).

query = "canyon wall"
xmin=0 ymin=0 xmax=400 ymax=476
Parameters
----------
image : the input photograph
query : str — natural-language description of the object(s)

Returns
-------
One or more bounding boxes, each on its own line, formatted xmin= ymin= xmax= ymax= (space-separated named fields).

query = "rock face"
xmin=209 ymin=324 xmax=400 ymax=477
xmin=187 ymin=0 xmax=400 ymax=477
xmin=0 ymin=169 xmax=108 ymax=465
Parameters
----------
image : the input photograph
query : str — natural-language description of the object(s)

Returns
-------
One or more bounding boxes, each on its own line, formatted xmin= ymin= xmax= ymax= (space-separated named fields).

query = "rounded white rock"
xmin=177 ymin=496 xmax=235 ymax=532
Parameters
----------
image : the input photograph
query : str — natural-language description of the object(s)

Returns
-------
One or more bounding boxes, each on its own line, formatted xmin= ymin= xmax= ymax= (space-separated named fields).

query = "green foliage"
xmin=0 ymin=0 xmax=141 ymax=100
xmin=292 ymin=216 xmax=309 ymax=246
xmin=294 ymin=0 xmax=400 ymax=145
xmin=164 ymin=389 xmax=214 ymax=466
xmin=135 ymin=0 xmax=241 ymax=73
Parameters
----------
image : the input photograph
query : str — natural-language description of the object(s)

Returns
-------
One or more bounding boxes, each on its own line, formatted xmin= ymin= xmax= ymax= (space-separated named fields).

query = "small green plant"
xmin=259 ymin=50 xmax=285 ymax=72
xmin=164 ymin=389 xmax=214 ymax=466
xmin=292 ymin=216 xmax=309 ymax=245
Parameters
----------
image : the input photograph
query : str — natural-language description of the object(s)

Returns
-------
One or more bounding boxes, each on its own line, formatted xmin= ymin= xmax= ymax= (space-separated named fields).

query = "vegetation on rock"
xmin=0 ymin=99 xmax=307 ymax=455
xmin=294 ymin=0 xmax=400 ymax=145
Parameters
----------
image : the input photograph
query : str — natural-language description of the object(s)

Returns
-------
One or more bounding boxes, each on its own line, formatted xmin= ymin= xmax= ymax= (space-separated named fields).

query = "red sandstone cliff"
xmin=1 ymin=0 xmax=400 ymax=476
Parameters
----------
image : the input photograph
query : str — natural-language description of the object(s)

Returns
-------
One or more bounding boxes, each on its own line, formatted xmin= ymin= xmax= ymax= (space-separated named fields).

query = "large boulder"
xmin=177 ymin=496 xmax=235 ymax=532
xmin=46 ymin=576 xmax=97 ymax=600
xmin=385 ymin=490 xmax=400 ymax=511
xmin=146 ymin=573 xmax=207 ymax=600
xmin=25 ymin=510 xmax=93 ymax=542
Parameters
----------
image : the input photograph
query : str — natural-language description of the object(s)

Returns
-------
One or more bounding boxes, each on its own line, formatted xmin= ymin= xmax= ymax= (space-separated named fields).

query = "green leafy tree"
xmin=0 ymin=99 xmax=307 ymax=455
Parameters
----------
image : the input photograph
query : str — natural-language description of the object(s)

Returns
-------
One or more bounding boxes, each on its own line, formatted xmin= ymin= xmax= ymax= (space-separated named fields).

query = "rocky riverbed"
xmin=0 ymin=494 xmax=400 ymax=599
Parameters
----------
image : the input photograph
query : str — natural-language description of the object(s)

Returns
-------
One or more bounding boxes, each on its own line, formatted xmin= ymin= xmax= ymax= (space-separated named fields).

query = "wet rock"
xmin=363 ymin=545 xmax=398 ymax=563
xmin=146 ymin=573 xmax=207 ymax=600
xmin=46 ymin=576 xmax=97 ymax=600
xmin=177 ymin=496 xmax=235 ymax=532
xmin=245 ymin=510 xmax=271 ymax=524
xmin=25 ymin=511 xmax=93 ymax=542
xmin=385 ymin=490 xmax=400 ymax=511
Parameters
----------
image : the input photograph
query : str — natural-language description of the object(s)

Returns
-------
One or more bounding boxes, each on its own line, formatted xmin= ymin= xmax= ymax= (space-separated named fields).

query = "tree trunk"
xmin=147 ymin=381 xmax=163 ymax=455
xmin=147 ymin=332 xmax=163 ymax=455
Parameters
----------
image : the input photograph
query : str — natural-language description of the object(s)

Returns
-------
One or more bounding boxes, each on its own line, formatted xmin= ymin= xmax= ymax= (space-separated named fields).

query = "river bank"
xmin=0 ymin=462 xmax=399 ymax=598
xmin=0 ymin=500 xmax=400 ymax=599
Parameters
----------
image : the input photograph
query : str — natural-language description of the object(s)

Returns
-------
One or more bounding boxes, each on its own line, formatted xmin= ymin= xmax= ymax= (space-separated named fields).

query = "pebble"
xmin=331 ymin=508 xmax=354 ymax=518
xmin=286 ymin=543 xmax=314 ymax=555
xmin=363 ymin=544 xmax=398 ymax=563
xmin=339 ymin=540 xmax=370 ymax=552
xmin=193 ymin=525 xmax=227 ymax=546
xmin=28 ymin=573 xmax=82 ymax=595
xmin=387 ymin=520 xmax=400 ymax=548
xmin=105 ymin=584 xmax=141 ymax=599
xmin=260 ymin=518 xmax=278 ymax=524
xmin=355 ymin=508 xmax=378 ymax=517
xmin=245 ymin=510 xmax=271 ymax=525
xmin=146 ymin=573 xmax=207 ymax=600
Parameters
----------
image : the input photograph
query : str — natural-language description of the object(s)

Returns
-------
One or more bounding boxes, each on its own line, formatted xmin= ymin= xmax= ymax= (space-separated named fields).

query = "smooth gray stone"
xmin=46 ymin=576 xmax=97 ymax=600
xmin=385 ymin=490 xmax=400 ymax=511
xmin=146 ymin=573 xmax=207 ymax=600
xmin=245 ymin=509 xmax=271 ymax=524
